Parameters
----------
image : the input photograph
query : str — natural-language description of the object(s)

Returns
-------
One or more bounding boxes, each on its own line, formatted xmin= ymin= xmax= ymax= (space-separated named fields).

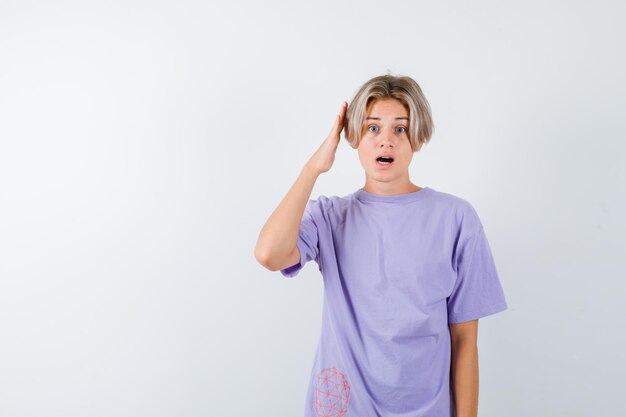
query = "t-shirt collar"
xmin=355 ymin=186 xmax=433 ymax=204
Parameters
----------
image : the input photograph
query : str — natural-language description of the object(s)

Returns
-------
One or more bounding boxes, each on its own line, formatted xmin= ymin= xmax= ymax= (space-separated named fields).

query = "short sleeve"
xmin=447 ymin=222 xmax=508 ymax=324
xmin=280 ymin=198 xmax=321 ymax=278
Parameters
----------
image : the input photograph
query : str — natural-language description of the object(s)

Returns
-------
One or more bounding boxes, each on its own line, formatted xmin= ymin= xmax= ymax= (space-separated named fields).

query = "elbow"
xmin=255 ymin=245 xmax=295 ymax=272
xmin=254 ymin=245 xmax=273 ymax=270
xmin=255 ymin=246 xmax=283 ymax=271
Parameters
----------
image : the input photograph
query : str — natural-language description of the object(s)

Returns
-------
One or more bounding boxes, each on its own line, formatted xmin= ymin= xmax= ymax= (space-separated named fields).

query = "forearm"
xmin=254 ymin=163 xmax=320 ymax=268
xmin=450 ymin=340 xmax=479 ymax=417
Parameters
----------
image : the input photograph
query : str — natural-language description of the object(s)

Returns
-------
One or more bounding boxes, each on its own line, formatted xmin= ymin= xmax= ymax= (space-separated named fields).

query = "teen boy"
xmin=255 ymin=74 xmax=508 ymax=417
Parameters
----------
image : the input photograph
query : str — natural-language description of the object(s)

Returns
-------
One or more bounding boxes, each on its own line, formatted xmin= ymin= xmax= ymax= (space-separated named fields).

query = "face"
xmin=357 ymin=98 xmax=414 ymax=186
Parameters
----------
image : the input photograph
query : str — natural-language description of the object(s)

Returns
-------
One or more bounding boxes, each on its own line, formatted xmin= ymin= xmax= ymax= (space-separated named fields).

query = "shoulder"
xmin=305 ymin=193 xmax=353 ymax=224
xmin=308 ymin=192 xmax=353 ymax=210
xmin=428 ymin=188 xmax=483 ymax=232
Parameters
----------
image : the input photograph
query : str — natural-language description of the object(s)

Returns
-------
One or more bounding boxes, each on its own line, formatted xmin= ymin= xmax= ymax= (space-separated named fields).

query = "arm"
xmin=254 ymin=101 xmax=347 ymax=271
xmin=449 ymin=319 xmax=479 ymax=417
xmin=254 ymin=164 xmax=320 ymax=271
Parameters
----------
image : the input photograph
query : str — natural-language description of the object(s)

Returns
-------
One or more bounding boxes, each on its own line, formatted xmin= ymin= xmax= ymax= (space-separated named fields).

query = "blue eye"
xmin=396 ymin=126 xmax=406 ymax=133
xmin=368 ymin=125 xmax=378 ymax=132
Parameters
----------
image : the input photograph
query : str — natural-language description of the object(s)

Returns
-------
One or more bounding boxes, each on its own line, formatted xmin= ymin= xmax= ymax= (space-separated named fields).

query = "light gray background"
xmin=1 ymin=0 xmax=624 ymax=416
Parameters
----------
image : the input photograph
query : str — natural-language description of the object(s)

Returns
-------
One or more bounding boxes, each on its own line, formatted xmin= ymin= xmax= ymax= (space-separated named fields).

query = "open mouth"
xmin=376 ymin=156 xmax=394 ymax=167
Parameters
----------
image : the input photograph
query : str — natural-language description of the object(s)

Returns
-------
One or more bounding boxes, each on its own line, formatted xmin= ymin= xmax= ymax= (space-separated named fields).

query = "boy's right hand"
xmin=306 ymin=101 xmax=348 ymax=175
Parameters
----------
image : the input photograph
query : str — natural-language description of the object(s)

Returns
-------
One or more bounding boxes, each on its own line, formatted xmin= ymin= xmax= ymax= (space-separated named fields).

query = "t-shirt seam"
xmin=448 ymin=301 xmax=508 ymax=322
xmin=354 ymin=192 xmax=435 ymax=206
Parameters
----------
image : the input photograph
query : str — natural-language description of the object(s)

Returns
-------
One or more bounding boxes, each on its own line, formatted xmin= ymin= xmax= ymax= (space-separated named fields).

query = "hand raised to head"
xmin=306 ymin=101 xmax=348 ymax=175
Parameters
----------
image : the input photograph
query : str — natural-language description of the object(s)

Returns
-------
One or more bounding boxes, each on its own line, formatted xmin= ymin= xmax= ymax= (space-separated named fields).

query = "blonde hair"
xmin=344 ymin=74 xmax=434 ymax=152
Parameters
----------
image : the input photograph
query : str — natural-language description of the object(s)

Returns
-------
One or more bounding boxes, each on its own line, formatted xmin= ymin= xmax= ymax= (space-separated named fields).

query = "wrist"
xmin=303 ymin=163 xmax=322 ymax=177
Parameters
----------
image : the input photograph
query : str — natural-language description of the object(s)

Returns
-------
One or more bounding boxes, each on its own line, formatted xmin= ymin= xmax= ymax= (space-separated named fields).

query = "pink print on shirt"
xmin=313 ymin=367 xmax=351 ymax=417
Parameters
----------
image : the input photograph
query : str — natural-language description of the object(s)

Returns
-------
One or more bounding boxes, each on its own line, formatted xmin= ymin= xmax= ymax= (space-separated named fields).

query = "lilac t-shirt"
xmin=280 ymin=186 xmax=508 ymax=417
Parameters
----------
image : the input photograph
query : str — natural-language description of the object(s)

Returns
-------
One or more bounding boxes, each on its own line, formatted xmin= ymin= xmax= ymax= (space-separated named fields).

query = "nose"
xmin=378 ymin=128 xmax=395 ymax=148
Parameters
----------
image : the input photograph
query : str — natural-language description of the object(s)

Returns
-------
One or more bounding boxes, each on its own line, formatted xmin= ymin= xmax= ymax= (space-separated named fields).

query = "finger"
xmin=327 ymin=115 xmax=339 ymax=137
xmin=339 ymin=102 xmax=347 ymax=120
xmin=328 ymin=103 xmax=346 ymax=137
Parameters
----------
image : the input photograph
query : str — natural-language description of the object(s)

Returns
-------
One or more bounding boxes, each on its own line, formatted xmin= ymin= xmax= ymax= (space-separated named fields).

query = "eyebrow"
xmin=366 ymin=116 xmax=409 ymax=120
